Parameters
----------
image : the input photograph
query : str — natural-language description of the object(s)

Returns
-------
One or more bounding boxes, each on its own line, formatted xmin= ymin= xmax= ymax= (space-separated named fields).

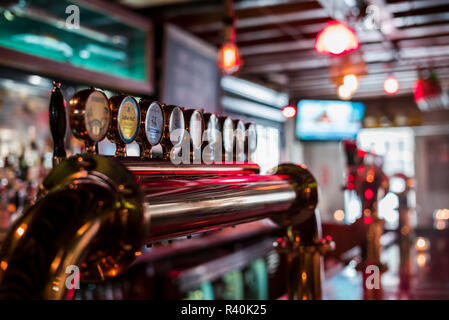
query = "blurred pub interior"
xmin=0 ymin=0 xmax=448 ymax=300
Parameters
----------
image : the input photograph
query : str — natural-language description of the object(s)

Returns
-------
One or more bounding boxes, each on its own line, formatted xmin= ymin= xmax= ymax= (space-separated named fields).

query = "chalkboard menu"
xmin=162 ymin=24 xmax=221 ymax=114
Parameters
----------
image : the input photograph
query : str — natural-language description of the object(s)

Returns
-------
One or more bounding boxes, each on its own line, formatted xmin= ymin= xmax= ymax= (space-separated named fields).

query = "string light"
xmin=337 ymin=74 xmax=359 ymax=99
xmin=338 ymin=84 xmax=352 ymax=100
xmin=282 ymin=105 xmax=297 ymax=118
xmin=218 ymin=42 xmax=241 ymax=75
xmin=218 ymin=0 xmax=242 ymax=75
xmin=384 ymin=76 xmax=400 ymax=95
xmin=334 ymin=210 xmax=345 ymax=221
xmin=343 ymin=74 xmax=359 ymax=92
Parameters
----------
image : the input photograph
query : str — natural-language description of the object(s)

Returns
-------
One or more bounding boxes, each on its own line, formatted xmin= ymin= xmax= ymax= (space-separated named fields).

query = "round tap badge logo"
xmin=223 ymin=118 xmax=234 ymax=152
xmin=207 ymin=114 xmax=219 ymax=144
xmin=118 ymin=96 xmax=139 ymax=143
xmin=84 ymin=91 xmax=110 ymax=142
xmin=236 ymin=121 xmax=245 ymax=145
xmin=247 ymin=124 xmax=258 ymax=152
xmin=169 ymin=107 xmax=185 ymax=147
xmin=145 ymin=102 xmax=164 ymax=146
xmin=235 ymin=120 xmax=246 ymax=161
xmin=190 ymin=111 xmax=203 ymax=148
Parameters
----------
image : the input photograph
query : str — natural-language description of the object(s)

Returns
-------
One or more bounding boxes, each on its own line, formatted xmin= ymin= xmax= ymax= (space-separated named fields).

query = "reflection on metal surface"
xmin=120 ymin=158 xmax=260 ymax=176
xmin=415 ymin=237 xmax=430 ymax=252
xmin=416 ymin=252 xmax=428 ymax=268
xmin=0 ymin=154 xmax=145 ymax=299
xmin=69 ymin=87 xmax=111 ymax=153
xmin=0 ymin=155 xmax=324 ymax=300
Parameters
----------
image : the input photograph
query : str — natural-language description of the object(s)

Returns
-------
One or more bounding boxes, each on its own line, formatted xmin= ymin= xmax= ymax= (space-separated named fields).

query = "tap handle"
xmin=49 ymin=80 xmax=67 ymax=167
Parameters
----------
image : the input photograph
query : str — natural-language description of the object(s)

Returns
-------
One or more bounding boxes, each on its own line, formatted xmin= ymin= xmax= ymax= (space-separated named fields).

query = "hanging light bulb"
xmin=282 ymin=105 xmax=297 ymax=119
xmin=343 ymin=74 xmax=359 ymax=92
xmin=384 ymin=76 xmax=400 ymax=95
xmin=337 ymin=74 xmax=358 ymax=100
xmin=218 ymin=41 xmax=241 ymax=75
xmin=338 ymin=84 xmax=353 ymax=100
xmin=218 ymin=0 xmax=242 ymax=75
xmin=314 ymin=20 xmax=360 ymax=55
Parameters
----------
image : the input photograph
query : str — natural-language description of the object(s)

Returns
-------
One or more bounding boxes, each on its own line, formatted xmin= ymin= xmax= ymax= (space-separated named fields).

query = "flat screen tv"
xmin=295 ymin=99 xmax=365 ymax=141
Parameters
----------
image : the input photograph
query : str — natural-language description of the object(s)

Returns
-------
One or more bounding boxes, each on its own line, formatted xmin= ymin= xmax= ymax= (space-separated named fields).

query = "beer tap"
xmin=136 ymin=100 xmax=165 ymax=159
xmin=184 ymin=109 xmax=205 ymax=164
xmin=245 ymin=122 xmax=257 ymax=163
xmin=49 ymin=81 xmax=67 ymax=167
xmin=202 ymin=113 xmax=220 ymax=163
xmin=233 ymin=119 xmax=246 ymax=162
xmin=220 ymin=116 xmax=234 ymax=163
xmin=69 ymin=87 xmax=111 ymax=154
xmin=108 ymin=95 xmax=140 ymax=157
xmin=159 ymin=105 xmax=185 ymax=161
xmin=342 ymin=140 xmax=389 ymax=300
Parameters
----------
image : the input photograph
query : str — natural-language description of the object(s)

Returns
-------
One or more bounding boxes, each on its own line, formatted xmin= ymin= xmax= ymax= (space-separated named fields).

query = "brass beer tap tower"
xmin=0 ymin=83 xmax=333 ymax=300
xmin=343 ymin=140 xmax=389 ymax=300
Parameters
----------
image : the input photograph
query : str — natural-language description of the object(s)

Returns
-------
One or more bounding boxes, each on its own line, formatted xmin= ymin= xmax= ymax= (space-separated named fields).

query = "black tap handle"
xmin=49 ymin=80 xmax=67 ymax=166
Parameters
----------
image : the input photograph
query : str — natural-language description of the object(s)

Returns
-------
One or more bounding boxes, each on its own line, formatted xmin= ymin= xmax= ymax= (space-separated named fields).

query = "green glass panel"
xmin=185 ymin=282 xmax=215 ymax=300
xmin=244 ymin=258 xmax=268 ymax=300
xmin=222 ymin=270 xmax=244 ymax=300
xmin=0 ymin=0 xmax=147 ymax=82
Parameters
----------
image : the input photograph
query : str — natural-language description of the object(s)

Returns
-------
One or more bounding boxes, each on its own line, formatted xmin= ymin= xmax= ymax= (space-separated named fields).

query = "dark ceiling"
xmin=119 ymin=0 xmax=449 ymax=101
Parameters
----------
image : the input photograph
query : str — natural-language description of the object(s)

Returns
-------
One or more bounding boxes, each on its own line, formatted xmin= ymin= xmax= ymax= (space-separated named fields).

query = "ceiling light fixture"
xmin=338 ymin=84 xmax=353 ymax=100
xmin=218 ymin=0 xmax=241 ymax=75
xmin=281 ymin=105 xmax=297 ymax=119
xmin=343 ymin=73 xmax=359 ymax=92
xmin=314 ymin=20 xmax=360 ymax=55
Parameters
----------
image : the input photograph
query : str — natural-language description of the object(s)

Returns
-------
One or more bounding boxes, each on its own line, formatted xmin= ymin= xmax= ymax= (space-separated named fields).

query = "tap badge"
xmin=145 ymin=102 xmax=164 ymax=146
xmin=235 ymin=120 xmax=246 ymax=161
xmin=84 ymin=91 xmax=110 ymax=142
xmin=190 ymin=111 xmax=203 ymax=149
xmin=223 ymin=117 xmax=234 ymax=153
xmin=207 ymin=114 xmax=219 ymax=144
xmin=118 ymin=96 xmax=139 ymax=143
xmin=247 ymin=123 xmax=257 ymax=152
xmin=169 ymin=106 xmax=185 ymax=147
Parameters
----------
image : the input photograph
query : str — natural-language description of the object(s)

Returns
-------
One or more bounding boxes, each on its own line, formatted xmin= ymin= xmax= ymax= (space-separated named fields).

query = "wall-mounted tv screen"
xmin=295 ymin=100 xmax=365 ymax=141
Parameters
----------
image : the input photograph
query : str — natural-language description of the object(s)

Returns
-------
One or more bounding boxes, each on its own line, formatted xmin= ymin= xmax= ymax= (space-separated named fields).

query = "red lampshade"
xmin=314 ymin=20 xmax=360 ymax=55
xmin=414 ymin=78 xmax=442 ymax=101
xmin=218 ymin=42 xmax=241 ymax=75
xmin=414 ymin=73 xmax=449 ymax=111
